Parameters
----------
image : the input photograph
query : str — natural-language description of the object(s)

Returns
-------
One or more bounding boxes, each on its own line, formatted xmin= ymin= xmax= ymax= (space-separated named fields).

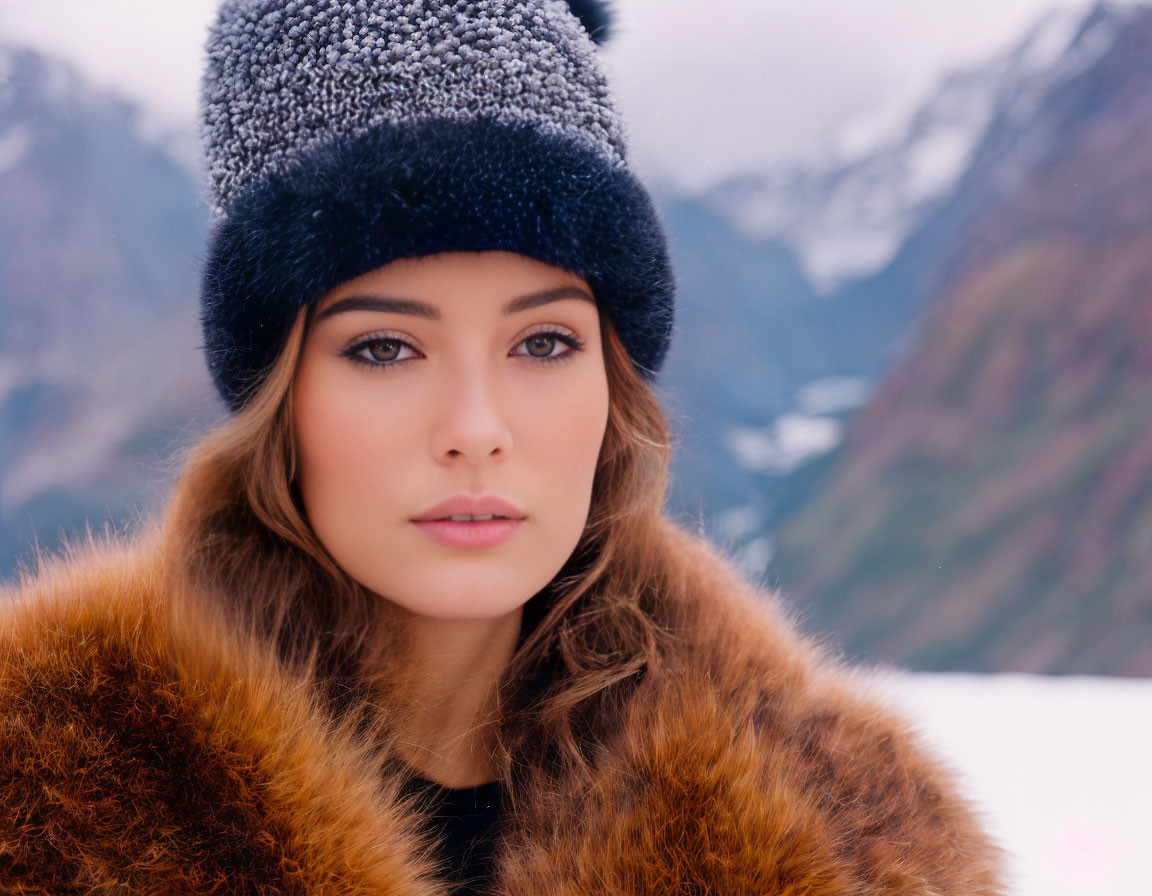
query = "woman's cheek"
xmin=525 ymin=375 xmax=605 ymax=466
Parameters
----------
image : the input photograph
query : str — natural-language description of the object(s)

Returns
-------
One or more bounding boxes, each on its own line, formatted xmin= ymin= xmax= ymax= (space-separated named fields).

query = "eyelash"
xmin=340 ymin=328 xmax=586 ymax=371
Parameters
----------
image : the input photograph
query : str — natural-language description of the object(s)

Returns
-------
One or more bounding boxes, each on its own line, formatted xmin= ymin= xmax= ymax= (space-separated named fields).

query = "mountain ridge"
xmin=703 ymin=1 xmax=1139 ymax=293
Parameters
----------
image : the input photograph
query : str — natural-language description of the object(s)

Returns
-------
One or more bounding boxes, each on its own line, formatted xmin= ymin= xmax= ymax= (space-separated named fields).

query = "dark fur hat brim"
xmin=200 ymin=117 xmax=674 ymax=413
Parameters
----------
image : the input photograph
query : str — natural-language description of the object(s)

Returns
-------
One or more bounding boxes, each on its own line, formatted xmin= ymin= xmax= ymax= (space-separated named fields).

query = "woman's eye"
xmin=513 ymin=331 xmax=583 ymax=361
xmin=344 ymin=337 xmax=418 ymax=368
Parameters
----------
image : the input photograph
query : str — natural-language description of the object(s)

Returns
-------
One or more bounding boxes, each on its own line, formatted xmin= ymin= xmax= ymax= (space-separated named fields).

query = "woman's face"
xmin=292 ymin=251 xmax=609 ymax=621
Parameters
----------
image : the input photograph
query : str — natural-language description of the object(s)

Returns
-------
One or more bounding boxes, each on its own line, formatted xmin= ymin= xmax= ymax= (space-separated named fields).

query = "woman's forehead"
xmin=314 ymin=252 xmax=595 ymax=318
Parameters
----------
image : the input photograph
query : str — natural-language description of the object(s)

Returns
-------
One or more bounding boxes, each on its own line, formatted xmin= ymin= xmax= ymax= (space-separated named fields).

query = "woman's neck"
xmin=392 ymin=605 xmax=523 ymax=788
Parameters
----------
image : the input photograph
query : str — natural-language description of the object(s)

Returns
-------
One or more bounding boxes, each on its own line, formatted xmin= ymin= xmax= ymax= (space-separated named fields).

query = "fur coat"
xmin=1 ymin=529 xmax=1005 ymax=895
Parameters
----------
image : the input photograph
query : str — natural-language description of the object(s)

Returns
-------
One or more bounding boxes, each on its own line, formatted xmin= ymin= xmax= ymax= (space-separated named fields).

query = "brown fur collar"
xmin=1 ymin=533 xmax=1005 ymax=895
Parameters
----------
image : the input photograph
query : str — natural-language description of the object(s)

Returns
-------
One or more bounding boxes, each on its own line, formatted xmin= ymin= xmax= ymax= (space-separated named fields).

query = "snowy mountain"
xmin=704 ymin=2 xmax=1138 ymax=294
xmin=0 ymin=42 xmax=219 ymax=578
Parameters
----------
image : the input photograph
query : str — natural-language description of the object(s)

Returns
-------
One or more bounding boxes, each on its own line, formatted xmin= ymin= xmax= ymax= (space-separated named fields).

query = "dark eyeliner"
xmin=340 ymin=332 xmax=419 ymax=370
xmin=338 ymin=328 xmax=586 ymax=371
xmin=517 ymin=328 xmax=586 ymax=364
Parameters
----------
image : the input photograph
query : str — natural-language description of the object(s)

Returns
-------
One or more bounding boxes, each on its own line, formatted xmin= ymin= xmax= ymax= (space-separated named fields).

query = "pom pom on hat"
xmin=566 ymin=0 xmax=615 ymax=44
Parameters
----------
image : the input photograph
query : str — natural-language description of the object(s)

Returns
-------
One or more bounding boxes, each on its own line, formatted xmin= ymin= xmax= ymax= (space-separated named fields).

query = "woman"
xmin=0 ymin=1 xmax=1005 ymax=893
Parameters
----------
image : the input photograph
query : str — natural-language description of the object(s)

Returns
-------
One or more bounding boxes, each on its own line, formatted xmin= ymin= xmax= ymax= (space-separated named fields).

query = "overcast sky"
xmin=0 ymin=0 xmax=1124 ymax=189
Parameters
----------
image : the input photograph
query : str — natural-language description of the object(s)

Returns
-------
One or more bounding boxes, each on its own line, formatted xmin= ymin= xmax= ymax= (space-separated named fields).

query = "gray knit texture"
xmin=201 ymin=0 xmax=628 ymax=218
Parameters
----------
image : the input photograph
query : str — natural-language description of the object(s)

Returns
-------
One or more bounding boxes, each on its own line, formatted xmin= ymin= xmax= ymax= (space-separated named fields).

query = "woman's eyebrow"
xmin=503 ymin=286 xmax=595 ymax=314
xmin=314 ymin=285 xmax=594 ymax=322
xmin=314 ymin=296 xmax=440 ymax=322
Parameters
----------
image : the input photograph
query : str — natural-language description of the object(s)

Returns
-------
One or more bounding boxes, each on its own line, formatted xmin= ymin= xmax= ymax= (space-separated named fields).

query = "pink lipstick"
xmin=411 ymin=494 xmax=526 ymax=549
xmin=412 ymin=518 xmax=524 ymax=548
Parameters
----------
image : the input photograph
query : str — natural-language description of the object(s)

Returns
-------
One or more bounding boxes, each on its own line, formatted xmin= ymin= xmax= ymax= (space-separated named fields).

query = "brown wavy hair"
xmin=159 ymin=293 xmax=708 ymax=810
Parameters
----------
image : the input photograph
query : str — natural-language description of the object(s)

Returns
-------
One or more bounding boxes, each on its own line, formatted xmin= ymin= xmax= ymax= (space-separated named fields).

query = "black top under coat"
xmin=401 ymin=773 xmax=505 ymax=895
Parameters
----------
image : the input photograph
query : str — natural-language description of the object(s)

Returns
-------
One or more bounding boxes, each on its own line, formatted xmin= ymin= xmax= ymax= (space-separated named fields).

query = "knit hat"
xmin=199 ymin=0 xmax=675 ymax=413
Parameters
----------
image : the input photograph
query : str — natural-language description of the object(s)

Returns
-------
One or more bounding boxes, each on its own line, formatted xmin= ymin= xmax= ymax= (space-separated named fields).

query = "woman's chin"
xmin=375 ymin=579 xmax=542 ymax=622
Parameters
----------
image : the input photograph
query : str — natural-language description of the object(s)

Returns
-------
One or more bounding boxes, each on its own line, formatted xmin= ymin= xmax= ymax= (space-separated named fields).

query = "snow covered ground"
xmin=881 ymin=673 xmax=1152 ymax=896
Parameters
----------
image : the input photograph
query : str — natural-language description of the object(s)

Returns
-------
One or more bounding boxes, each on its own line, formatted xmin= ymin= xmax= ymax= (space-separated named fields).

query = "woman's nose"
xmin=429 ymin=366 xmax=514 ymax=463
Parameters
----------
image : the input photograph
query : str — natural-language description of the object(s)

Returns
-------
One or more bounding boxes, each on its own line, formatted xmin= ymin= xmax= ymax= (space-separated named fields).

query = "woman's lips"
xmin=412 ymin=517 xmax=524 ymax=549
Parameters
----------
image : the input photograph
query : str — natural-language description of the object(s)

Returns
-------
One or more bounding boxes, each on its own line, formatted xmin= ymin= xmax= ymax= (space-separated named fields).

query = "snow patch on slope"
xmin=726 ymin=375 xmax=872 ymax=475
xmin=727 ymin=415 xmax=844 ymax=476
xmin=795 ymin=376 xmax=873 ymax=416
xmin=0 ymin=123 xmax=31 ymax=176
xmin=905 ymin=127 xmax=975 ymax=200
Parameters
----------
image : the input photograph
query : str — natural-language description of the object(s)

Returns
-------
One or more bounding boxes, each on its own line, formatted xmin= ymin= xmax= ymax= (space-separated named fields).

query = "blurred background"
xmin=1 ymin=1 xmax=1149 ymax=892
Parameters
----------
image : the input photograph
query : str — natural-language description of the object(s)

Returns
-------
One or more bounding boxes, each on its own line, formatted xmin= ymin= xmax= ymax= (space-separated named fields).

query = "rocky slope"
xmin=768 ymin=6 xmax=1152 ymax=676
